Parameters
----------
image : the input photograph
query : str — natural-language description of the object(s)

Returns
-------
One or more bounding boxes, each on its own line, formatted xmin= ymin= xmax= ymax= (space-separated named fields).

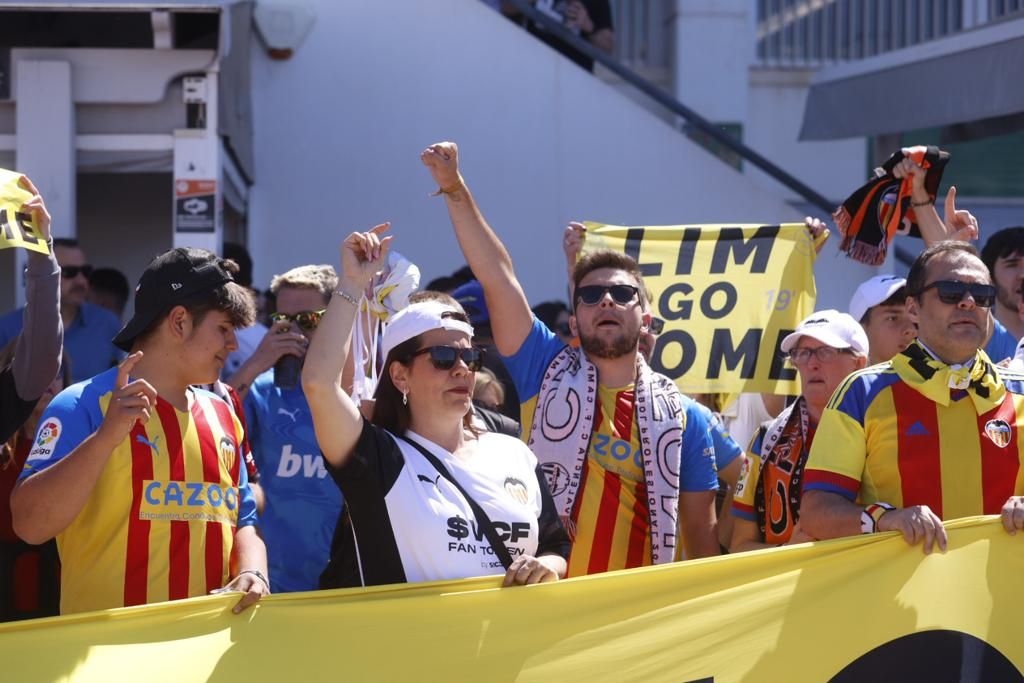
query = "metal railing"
xmin=756 ymin=0 xmax=1024 ymax=67
xmin=503 ymin=0 xmax=836 ymax=217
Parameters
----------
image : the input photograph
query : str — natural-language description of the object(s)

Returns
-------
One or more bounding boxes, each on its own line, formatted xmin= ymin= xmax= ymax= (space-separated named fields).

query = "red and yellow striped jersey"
xmin=804 ymin=357 xmax=1024 ymax=517
xmin=20 ymin=368 xmax=257 ymax=614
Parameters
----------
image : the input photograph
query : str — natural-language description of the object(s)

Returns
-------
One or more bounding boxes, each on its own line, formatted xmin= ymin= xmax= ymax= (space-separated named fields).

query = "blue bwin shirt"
xmin=244 ymin=369 xmax=343 ymax=593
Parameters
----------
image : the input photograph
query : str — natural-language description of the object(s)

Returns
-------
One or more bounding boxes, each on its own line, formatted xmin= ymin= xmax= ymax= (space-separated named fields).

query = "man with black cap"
xmin=11 ymin=247 xmax=270 ymax=615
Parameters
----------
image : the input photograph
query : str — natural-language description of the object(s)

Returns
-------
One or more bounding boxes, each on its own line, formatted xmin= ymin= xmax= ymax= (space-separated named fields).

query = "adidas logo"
xmin=907 ymin=421 xmax=931 ymax=436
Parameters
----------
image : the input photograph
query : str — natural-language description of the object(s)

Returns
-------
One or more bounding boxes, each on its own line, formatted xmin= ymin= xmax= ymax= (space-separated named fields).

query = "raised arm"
xmin=13 ymin=175 xmax=62 ymax=402
xmin=894 ymin=159 xmax=978 ymax=247
xmin=302 ymin=225 xmax=391 ymax=467
xmin=421 ymin=142 xmax=534 ymax=357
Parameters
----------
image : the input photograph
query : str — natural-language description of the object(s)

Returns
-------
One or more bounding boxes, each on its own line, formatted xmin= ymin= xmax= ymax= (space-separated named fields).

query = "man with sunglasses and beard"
xmin=0 ymin=238 xmax=122 ymax=383
xmin=801 ymin=242 xmax=1024 ymax=552
xmin=230 ymin=265 xmax=343 ymax=594
xmin=422 ymin=142 xmax=719 ymax=576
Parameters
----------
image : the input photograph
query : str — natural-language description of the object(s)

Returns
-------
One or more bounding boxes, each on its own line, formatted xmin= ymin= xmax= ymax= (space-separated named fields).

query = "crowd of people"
xmin=3 ymin=139 xmax=1024 ymax=624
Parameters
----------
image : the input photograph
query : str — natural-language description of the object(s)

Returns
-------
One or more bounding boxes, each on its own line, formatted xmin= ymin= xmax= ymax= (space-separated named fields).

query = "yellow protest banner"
xmin=1 ymin=518 xmax=1020 ymax=682
xmin=582 ymin=222 xmax=817 ymax=395
xmin=0 ymin=168 xmax=47 ymax=254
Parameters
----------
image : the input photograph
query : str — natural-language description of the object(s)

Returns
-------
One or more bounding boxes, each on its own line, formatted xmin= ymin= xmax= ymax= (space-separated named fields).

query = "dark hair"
xmin=860 ymin=285 xmax=908 ymax=324
xmin=571 ymin=249 xmax=647 ymax=309
xmin=371 ymin=310 xmax=481 ymax=437
xmin=89 ymin=267 xmax=130 ymax=300
xmin=532 ymin=300 xmax=570 ymax=329
xmin=906 ymin=241 xmax=984 ymax=298
xmin=980 ymin=227 xmax=1024 ymax=276
xmin=222 ymin=242 xmax=254 ymax=288
xmin=138 ymin=255 xmax=255 ymax=343
xmin=423 ymin=276 xmax=462 ymax=294
xmin=52 ymin=238 xmax=79 ymax=250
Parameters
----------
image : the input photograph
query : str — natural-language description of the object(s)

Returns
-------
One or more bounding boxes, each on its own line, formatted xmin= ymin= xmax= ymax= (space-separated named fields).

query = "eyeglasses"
xmin=409 ymin=346 xmax=485 ymax=372
xmin=575 ymin=284 xmax=640 ymax=307
xmin=648 ymin=316 xmax=665 ymax=335
xmin=61 ymin=265 xmax=93 ymax=279
xmin=918 ymin=280 xmax=996 ymax=308
xmin=268 ymin=309 xmax=327 ymax=331
xmin=786 ymin=346 xmax=853 ymax=366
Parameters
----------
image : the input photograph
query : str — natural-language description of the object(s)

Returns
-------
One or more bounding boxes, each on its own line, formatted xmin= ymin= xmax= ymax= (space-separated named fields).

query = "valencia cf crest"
xmin=503 ymin=477 xmax=529 ymax=505
xmin=984 ymin=419 xmax=1012 ymax=449
xmin=218 ymin=435 xmax=237 ymax=466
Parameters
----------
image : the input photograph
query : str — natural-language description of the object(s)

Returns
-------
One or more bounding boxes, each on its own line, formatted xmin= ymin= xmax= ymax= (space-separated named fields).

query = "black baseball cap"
xmin=113 ymin=248 xmax=234 ymax=352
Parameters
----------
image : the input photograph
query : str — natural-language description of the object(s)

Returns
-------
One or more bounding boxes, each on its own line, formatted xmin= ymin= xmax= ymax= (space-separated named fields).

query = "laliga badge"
xmin=984 ymin=419 xmax=1012 ymax=449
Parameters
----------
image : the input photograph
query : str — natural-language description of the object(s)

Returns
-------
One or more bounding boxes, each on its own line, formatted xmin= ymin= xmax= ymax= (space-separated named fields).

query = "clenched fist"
xmin=420 ymin=142 xmax=463 ymax=193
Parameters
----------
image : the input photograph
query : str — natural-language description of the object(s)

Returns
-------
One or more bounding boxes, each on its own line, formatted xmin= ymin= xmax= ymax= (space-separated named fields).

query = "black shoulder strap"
xmin=398 ymin=435 xmax=514 ymax=570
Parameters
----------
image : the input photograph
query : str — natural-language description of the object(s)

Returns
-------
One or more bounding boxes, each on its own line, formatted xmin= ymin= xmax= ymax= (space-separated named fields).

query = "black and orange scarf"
xmin=834 ymin=145 xmax=950 ymax=265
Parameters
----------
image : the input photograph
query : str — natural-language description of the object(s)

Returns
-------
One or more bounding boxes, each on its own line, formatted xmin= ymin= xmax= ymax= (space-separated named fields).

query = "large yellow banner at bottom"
xmin=2 ymin=518 xmax=1021 ymax=682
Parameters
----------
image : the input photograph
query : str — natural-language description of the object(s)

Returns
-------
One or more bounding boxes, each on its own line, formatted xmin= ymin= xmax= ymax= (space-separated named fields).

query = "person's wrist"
xmin=862 ymin=502 xmax=896 ymax=533
xmin=910 ymin=192 xmax=932 ymax=207
xmin=431 ymin=175 xmax=465 ymax=197
xmin=237 ymin=568 xmax=270 ymax=591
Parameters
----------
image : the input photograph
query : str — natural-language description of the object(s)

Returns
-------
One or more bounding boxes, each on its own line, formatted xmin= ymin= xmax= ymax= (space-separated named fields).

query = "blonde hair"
xmin=473 ymin=367 xmax=505 ymax=407
xmin=269 ymin=264 xmax=338 ymax=301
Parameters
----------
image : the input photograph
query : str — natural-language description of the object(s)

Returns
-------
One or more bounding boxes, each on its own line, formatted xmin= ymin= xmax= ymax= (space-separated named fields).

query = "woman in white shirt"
xmin=303 ymin=225 xmax=569 ymax=588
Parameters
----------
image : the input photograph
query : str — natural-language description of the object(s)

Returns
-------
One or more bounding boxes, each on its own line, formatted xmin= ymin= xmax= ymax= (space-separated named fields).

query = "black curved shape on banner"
xmin=830 ymin=630 xmax=1022 ymax=683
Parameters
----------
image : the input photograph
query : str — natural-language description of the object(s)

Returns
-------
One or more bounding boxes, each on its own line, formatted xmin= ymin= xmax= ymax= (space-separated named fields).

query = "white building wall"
xmin=745 ymin=67 xmax=884 ymax=312
xmin=246 ymin=0 xmax=802 ymax=303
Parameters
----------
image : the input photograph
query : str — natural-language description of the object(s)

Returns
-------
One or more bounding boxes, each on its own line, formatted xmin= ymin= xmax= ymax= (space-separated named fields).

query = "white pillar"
xmin=172 ymin=71 xmax=222 ymax=255
xmin=5 ymin=59 xmax=75 ymax=309
xmin=672 ymin=0 xmax=751 ymax=126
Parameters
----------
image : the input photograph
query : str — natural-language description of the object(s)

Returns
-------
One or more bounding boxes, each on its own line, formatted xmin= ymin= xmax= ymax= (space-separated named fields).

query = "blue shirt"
xmin=0 ymin=302 xmax=123 ymax=383
xmin=244 ymin=369 xmax=343 ymax=593
xmin=986 ymin=318 xmax=1018 ymax=364
xmin=689 ymin=399 xmax=744 ymax=472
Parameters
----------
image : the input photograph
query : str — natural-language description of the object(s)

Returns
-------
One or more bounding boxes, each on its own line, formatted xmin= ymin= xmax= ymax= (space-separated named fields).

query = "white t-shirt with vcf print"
xmin=324 ymin=421 xmax=568 ymax=587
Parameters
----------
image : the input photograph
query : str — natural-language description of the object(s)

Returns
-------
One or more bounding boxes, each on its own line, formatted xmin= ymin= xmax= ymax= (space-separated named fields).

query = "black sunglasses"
xmin=575 ymin=284 xmax=640 ymax=307
xmin=62 ymin=264 xmax=93 ymax=279
xmin=269 ymin=309 xmax=327 ymax=331
xmin=919 ymin=280 xmax=996 ymax=308
xmin=409 ymin=346 xmax=485 ymax=371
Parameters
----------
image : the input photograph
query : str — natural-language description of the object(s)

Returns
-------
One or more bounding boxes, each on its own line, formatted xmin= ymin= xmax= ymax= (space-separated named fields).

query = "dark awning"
xmin=799 ymin=15 xmax=1024 ymax=142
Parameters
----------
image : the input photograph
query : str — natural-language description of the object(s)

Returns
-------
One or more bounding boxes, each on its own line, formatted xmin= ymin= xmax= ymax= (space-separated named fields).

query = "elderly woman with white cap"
xmin=302 ymin=224 xmax=569 ymax=588
xmin=729 ymin=310 xmax=869 ymax=553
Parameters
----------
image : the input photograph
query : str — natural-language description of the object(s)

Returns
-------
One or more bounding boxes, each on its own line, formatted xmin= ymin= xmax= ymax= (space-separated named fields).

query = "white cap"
xmin=780 ymin=309 xmax=869 ymax=356
xmin=848 ymin=275 xmax=907 ymax=322
xmin=380 ymin=301 xmax=474 ymax=362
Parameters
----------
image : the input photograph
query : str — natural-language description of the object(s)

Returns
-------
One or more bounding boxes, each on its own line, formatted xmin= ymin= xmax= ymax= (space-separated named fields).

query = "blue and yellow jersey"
xmin=21 ymin=367 xmax=257 ymax=614
xmin=804 ymin=360 xmax=1024 ymax=518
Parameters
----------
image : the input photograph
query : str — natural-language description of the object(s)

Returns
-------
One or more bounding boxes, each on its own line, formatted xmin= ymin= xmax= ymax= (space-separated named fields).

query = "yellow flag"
xmin=0 ymin=518 xmax=1019 ymax=682
xmin=0 ymin=168 xmax=47 ymax=254
xmin=583 ymin=222 xmax=817 ymax=395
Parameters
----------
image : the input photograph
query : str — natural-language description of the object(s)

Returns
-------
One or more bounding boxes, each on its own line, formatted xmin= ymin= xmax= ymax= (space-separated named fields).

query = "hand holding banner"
xmin=582 ymin=222 xmax=818 ymax=395
xmin=0 ymin=169 xmax=49 ymax=254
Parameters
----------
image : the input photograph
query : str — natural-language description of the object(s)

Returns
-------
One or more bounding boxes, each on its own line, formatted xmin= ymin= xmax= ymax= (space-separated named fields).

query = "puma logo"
xmin=417 ymin=474 xmax=440 ymax=488
xmin=135 ymin=434 xmax=160 ymax=455
xmin=277 ymin=407 xmax=300 ymax=422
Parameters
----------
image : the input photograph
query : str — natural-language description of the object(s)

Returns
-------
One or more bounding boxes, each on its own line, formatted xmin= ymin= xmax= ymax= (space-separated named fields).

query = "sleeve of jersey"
xmin=18 ymin=384 xmax=100 ymax=481
xmin=498 ymin=317 xmax=566 ymax=403
xmin=802 ymin=386 xmax=868 ymax=501
xmin=679 ymin=402 xmax=718 ymax=492
xmin=327 ymin=419 xmax=405 ymax=493
xmin=235 ymin=453 xmax=258 ymax=528
xmin=731 ymin=428 xmax=765 ymax=522
xmin=705 ymin=407 xmax=744 ymax=471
